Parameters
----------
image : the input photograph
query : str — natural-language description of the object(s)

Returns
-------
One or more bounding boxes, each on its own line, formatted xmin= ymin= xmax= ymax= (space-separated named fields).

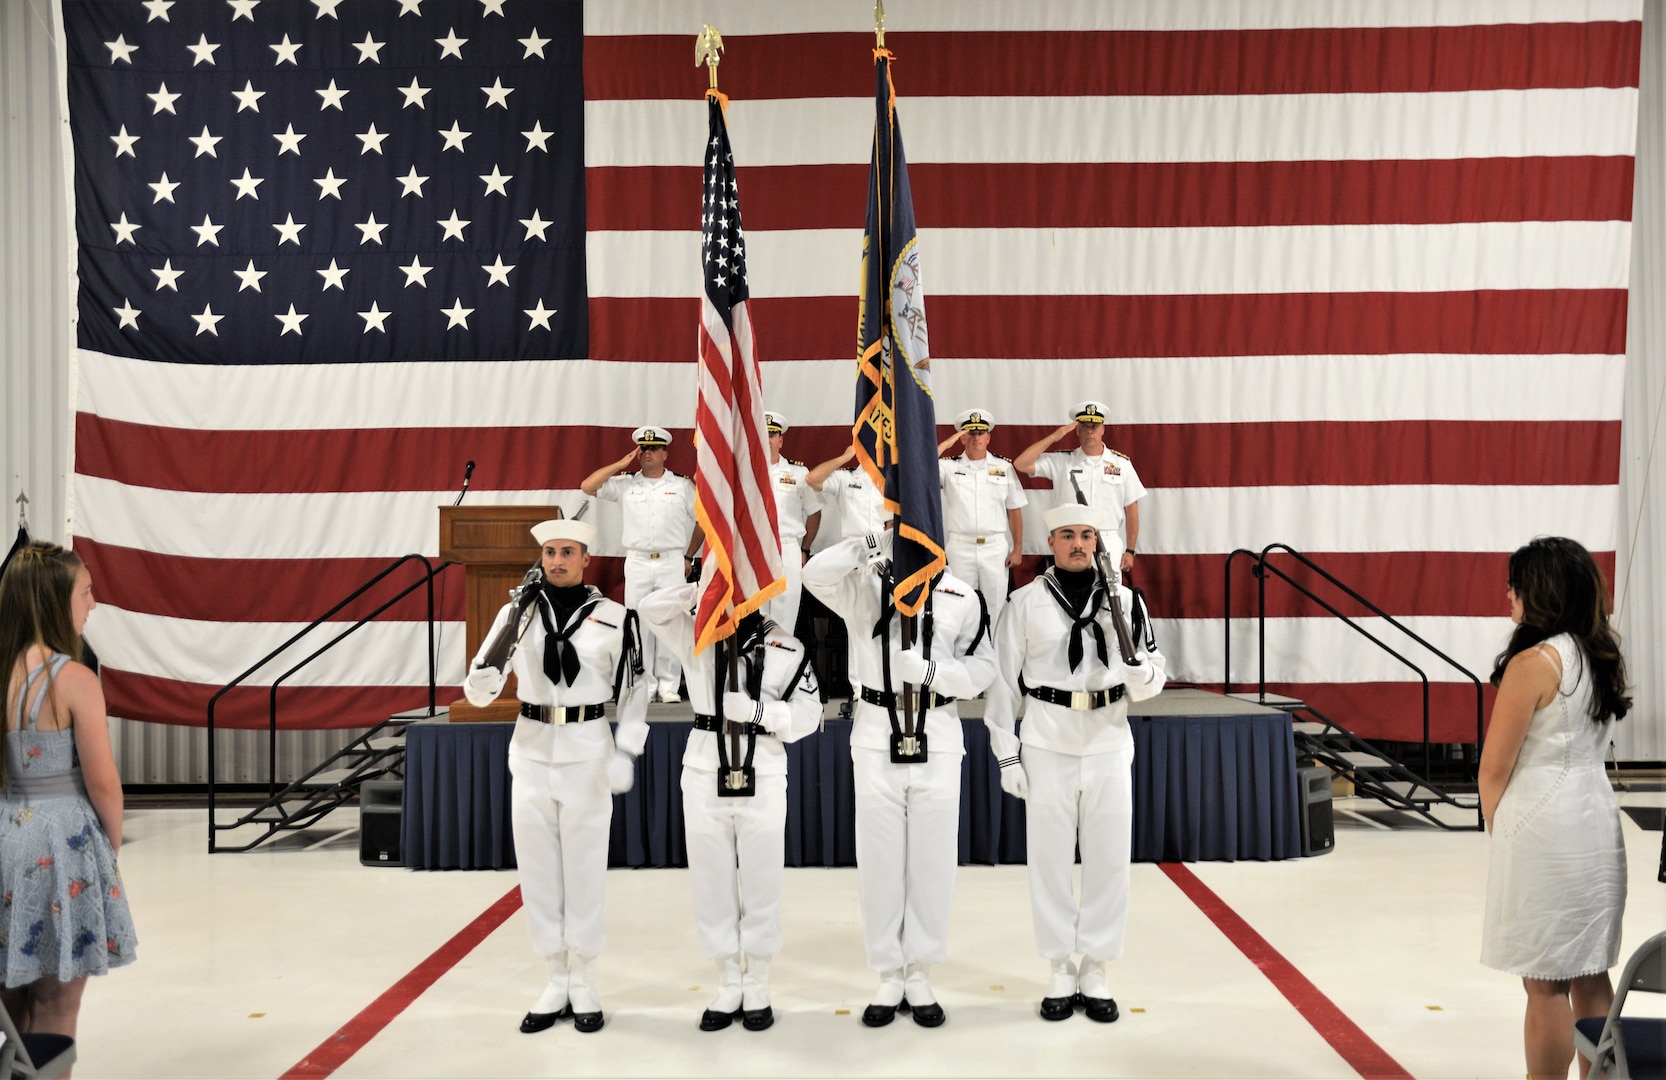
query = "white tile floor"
xmin=72 ymin=792 xmax=1665 ymax=1080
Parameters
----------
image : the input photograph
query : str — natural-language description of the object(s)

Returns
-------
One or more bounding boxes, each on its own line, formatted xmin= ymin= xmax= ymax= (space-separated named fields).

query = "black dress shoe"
xmin=1081 ymin=996 xmax=1119 ymax=1023
xmin=572 ymin=1010 xmax=605 ymax=1033
xmin=519 ymin=1006 xmax=571 ymax=1034
xmin=906 ymin=999 xmax=945 ymax=1028
xmin=742 ymin=1005 xmax=774 ymax=1031
xmin=699 ymin=1007 xmax=742 ymax=1032
xmin=1039 ymin=996 xmax=1075 ymax=1022
xmin=861 ymin=1002 xmax=900 ymax=1027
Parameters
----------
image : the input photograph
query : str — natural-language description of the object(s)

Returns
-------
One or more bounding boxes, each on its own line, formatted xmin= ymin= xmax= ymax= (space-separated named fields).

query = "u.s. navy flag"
xmin=694 ymin=89 xmax=783 ymax=653
xmin=853 ymin=47 xmax=945 ymax=618
xmin=58 ymin=2 xmax=1638 ymax=740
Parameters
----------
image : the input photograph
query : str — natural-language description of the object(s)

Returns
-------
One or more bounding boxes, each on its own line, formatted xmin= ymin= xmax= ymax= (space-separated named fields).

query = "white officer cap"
xmin=1071 ymin=400 xmax=1109 ymax=425
xmin=632 ymin=425 xmax=672 ymax=447
xmin=763 ymin=410 xmax=787 ymax=434
xmin=1043 ymin=503 xmax=1106 ymax=533
xmin=955 ymin=407 xmax=994 ymax=432
xmin=532 ymin=518 xmax=598 ymax=550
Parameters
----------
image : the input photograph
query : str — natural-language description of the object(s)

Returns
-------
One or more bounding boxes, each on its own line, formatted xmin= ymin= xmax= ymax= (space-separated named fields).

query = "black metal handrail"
xmin=206 ymin=554 xmax=446 ymax=852
xmin=1223 ymin=543 xmax=1486 ymax=780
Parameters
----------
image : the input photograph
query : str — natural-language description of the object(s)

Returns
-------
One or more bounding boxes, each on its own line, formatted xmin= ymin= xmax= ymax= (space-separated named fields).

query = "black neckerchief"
xmin=538 ymin=584 xmax=601 ymax=687
xmin=1043 ymin=565 xmax=1108 ymax=671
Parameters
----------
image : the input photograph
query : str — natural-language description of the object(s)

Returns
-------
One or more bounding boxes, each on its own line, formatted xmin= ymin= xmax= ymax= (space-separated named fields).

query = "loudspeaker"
xmin=1298 ymin=766 xmax=1335 ymax=857
xmin=359 ymin=779 xmax=405 ymax=866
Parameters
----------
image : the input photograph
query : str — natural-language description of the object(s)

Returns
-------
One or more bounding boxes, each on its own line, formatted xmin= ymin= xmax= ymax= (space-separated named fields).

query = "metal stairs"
xmin=209 ymin=715 xmax=414 ymax=853
xmin=1272 ymin=699 xmax=1481 ymax=830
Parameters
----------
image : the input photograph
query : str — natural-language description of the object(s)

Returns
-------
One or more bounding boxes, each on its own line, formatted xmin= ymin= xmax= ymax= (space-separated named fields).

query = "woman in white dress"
xmin=1479 ymin=536 xmax=1630 ymax=1080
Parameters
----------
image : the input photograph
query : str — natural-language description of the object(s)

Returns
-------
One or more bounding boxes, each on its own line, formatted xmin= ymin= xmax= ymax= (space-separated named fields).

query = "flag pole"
xmin=695 ymin=23 xmax=748 ymax=789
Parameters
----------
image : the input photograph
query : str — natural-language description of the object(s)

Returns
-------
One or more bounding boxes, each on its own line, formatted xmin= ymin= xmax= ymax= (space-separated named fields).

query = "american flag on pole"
xmin=693 ymin=86 xmax=783 ymax=653
xmin=853 ymin=46 xmax=946 ymax=619
xmin=59 ymin=1 xmax=1638 ymax=743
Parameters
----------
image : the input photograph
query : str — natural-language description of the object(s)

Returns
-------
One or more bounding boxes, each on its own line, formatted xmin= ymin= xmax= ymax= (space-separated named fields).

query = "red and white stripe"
xmin=694 ymin=290 xmax=784 ymax=652
xmin=70 ymin=0 xmax=1640 ymax=737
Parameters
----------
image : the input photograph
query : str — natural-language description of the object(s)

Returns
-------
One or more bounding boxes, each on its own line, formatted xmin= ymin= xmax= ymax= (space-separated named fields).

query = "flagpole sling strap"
xmin=712 ymin=634 xmax=760 ymax=797
xmin=874 ymin=587 xmax=934 ymax=763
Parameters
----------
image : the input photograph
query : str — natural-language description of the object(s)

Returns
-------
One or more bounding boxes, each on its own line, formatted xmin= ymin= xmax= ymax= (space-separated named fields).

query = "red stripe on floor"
xmin=280 ymin=885 xmax=524 ymax=1080
xmin=1161 ymin=863 xmax=1414 ymax=1080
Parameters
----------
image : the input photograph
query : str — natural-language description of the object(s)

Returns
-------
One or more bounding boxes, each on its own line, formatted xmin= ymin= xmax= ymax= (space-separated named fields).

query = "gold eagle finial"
xmin=696 ymin=24 xmax=724 ymax=89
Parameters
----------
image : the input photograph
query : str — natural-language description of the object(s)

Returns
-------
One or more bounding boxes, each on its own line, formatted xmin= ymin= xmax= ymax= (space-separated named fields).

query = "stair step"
xmin=365 ymin=736 xmax=405 ymax=751
xmin=1339 ymin=751 xmax=1395 ymax=769
xmin=299 ymin=769 xmax=354 ymax=787
xmin=1292 ymin=721 xmax=1329 ymax=734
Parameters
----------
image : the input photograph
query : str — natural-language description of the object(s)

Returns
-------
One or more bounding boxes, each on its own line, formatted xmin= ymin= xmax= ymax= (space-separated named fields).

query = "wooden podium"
xmin=439 ymin=505 xmax=561 ymax=723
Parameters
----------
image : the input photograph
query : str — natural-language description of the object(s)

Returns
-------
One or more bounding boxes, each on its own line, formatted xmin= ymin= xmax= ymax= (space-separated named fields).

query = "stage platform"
xmin=400 ymin=688 xmax=1304 ymax=870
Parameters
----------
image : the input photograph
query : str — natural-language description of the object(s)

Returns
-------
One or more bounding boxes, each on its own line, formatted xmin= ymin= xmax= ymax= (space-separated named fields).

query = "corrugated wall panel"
xmin=0 ymin=1 xmax=70 ymax=548
xmin=111 ymin=720 xmax=373 ymax=786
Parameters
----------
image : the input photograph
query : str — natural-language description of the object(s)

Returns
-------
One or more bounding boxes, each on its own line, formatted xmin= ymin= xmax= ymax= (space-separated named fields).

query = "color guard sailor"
xmin=463 ymin=517 xmax=651 ymax=1034
xmin=581 ymin=426 xmax=705 ymax=702
xmin=802 ymin=529 xmax=995 ymax=1028
xmin=637 ymin=580 xmax=822 ymax=1033
xmin=983 ymin=504 xmax=1166 ymax=1023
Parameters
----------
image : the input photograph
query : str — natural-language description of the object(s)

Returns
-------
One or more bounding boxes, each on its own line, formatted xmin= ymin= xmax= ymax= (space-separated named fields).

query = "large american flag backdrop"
xmin=58 ymin=0 xmax=1639 ymax=738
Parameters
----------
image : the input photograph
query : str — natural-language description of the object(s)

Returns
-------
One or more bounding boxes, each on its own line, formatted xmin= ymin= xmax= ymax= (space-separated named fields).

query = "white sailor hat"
xmin=763 ymin=410 xmax=787 ymax=434
xmin=532 ymin=518 xmax=598 ymax=549
xmin=955 ymin=408 xmax=994 ymax=432
xmin=1043 ymin=503 xmax=1106 ymax=533
xmin=1071 ymin=400 xmax=1109 ymax=425
xmin=632 ymin=425 xmax=672 ymax=447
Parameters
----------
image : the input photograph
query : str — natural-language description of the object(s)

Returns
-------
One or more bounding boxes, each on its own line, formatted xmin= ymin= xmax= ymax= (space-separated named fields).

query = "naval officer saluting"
xmin=581 ymin=425 xmax=705 ymax=702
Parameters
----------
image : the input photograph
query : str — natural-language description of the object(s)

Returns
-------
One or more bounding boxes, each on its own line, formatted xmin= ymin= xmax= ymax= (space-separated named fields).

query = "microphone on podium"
xmin=454 ymin=460 xmax=476 ymax=506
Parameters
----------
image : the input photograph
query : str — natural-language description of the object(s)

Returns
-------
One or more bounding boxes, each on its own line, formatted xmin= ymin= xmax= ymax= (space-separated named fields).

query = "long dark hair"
xmin=0 ymin=543 xmax=86 ymax=783
xmin=1489 ymin=536 xmax=1630 ymax=724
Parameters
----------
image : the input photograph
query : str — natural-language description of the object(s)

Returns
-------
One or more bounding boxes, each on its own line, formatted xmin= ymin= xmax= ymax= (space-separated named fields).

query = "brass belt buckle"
xmin=648 ymin=551 xmax=661 ymax=559
xmin=975 ymin=536 xmax=986 ymax=544
xmin=1070 ymin=690 xmax=1093 ymax=711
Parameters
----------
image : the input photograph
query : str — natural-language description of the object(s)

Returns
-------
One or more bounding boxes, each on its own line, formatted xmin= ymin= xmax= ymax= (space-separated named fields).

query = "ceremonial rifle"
xmin=1066 ymin=475 xmax=1141 ymax=667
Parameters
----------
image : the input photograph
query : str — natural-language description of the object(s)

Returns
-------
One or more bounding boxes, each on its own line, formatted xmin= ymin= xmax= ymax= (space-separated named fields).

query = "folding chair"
xmin=1575 ymin=930 xmax=1666 ymax=1080
xmin=0 ymin=996 xmax=76 ymax=1080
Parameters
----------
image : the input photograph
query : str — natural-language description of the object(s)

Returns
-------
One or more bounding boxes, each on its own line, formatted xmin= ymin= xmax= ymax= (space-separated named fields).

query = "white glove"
xmin=861 ymin=529 xmax=894 ymax=567
xmin=722 ymin=690 xmax=761 ymax=727
xmin=467 ymin=665 xmax=504 ymax=697
xmin=890 ymin=647 xmax=931 ymax=686
xmin=999 ymin=760 xmax=1029 ymax=800
xmin=607 ymin=752 xmax=637 ymax=794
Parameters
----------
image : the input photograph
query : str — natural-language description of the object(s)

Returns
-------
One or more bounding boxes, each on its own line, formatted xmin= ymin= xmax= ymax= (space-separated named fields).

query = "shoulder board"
xmin=788 ymin=459 xmax=806 ymax=468
xmin=1107 ymin=448 xmax=1130 ymax=461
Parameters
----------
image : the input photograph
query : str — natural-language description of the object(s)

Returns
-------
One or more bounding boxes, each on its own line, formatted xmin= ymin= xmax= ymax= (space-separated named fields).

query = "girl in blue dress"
xmin=0 ymin=542 xmax=136 ymax=1045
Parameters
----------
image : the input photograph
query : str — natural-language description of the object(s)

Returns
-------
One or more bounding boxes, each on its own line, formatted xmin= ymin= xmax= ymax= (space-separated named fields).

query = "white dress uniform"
xmin=596 ymin=469 xmax=698 ymax=698
xmin=984 ymin=565 xmax=1165 ymax=1015
xmin=464 ymin=579 xmax=650 ymax=1029
xmin=1032 ymin=449 xmax=1146 ymax=571
xmin=638 ymin=583 xmax=822 ymax=1029
xmin=819 ymin=468 xmax=891 ymax=539
xmin=765 ymin=458 xmax=822 ymax=635
xmin=813 ymin=468 xmax=892 ymax=704
xmin=802 ymin=534 xmax=995 ymax=1018
xmin=938 ymin=453 xmax=1027 ymax=629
